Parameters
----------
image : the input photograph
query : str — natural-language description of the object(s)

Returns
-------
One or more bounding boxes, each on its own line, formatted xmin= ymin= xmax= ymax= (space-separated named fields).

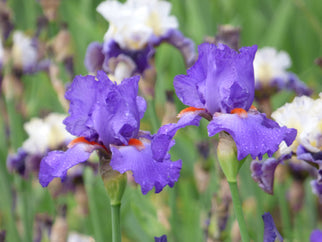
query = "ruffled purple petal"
xmin=208 ymin=112 xmax=297 ymax=160
xmin=204 ymin=44 xmax=257 ymax=114
xmin=310 ymin=229 xmax=322 ymax=242
xmin=64 ymin=72 xmax=111 ymax=140
xmin=64 ymin=71 xmax=143 ymax=146
xmin=262 ymin=212 xmax=283 ymax=242
xmin=174 ymin=43 xmax=257 ymax=114
xmin=251 ymin=153 xmax=291 ymax=194
xmin=152 ymin=29 xmax=196 ymax=68
xmin=38 ymin=143 xmax=94 ymax=187
xmin=152 ymin=110 xmax=203 ymax=162
xmin=173 ymin=43 xmax=210 ymax=108
xmin=91 ymin=73 xmax=141 ymax=146
xmin=84 ymin=42 xmax=105 ymax=73
xmin=110 ymin=137 xmax=182 ymax=195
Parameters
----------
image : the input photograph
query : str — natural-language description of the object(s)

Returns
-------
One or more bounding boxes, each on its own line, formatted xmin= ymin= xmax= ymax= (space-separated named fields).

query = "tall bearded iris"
xmin=157 ymin=43 xmax=296 ymax=161
xmin=84 ymin=0 xmax=195 ymax=81
xmin=39 ymin=71 xmax=181 ymax=195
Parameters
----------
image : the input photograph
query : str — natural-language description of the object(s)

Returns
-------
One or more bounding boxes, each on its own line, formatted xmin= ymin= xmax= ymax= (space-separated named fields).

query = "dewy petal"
xmin=91 ymin=72 xmax=142 ymax=146
xmin=152 ymin=110 xmax=203 ymax=162
xmin=251 ymin=153 xmax=291 ymax=194
xmin=204 ymin=44 xmax=257 ymax=114
xmin=110 ymin=137 xmax=182 ymax=195
xmin=262 ymin=212 xmax=283 ymax=242
xmin=64 ymin=72 xmax=113 ymax=140
xmin=174 ymin=43 xmax=210 ymax=108
xmin=84 ymin=42 xmax=105 ymax=73
xmin=310 ymin=230 xmax=322 ymax=242
xmin=38 ymin=143 xmax=94 ymax=187
xmin=208 ymin=112 xmax=297 ymax=160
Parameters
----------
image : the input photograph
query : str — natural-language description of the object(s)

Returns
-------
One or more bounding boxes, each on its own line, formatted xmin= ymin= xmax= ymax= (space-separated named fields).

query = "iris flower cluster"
xmin=39 ymin=71 xmax=181 ymax=195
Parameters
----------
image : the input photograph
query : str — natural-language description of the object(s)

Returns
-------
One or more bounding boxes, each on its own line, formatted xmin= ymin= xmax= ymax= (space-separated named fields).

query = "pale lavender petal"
xmin=311 ymin=180 xmax=322 ymax=199
xmin=84 ymin=42 xmax=105 ymax=73
xmin=262 ymin=212 xmax=283 ymax=242
xmin=310 ymin=229 xmax=322 ymax=242
xmin=251 ymin=153 xmax=291 ymax=194
xmin=152 ymin=110 xmax=203 ymax=162
xmin=208 ymin=112 xmax=297 ymax=160
xmin=110 ymin=138 xmax=182 ymax=195
xmin=38 ymin=143 xmax=94 ymax=187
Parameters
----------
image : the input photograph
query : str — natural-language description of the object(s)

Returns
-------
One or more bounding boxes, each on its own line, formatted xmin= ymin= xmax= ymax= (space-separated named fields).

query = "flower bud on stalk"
xmin=98 ymin=151 xmax=127 ymax=206
xmin=217 ymin=132 xmax=244 ymax=182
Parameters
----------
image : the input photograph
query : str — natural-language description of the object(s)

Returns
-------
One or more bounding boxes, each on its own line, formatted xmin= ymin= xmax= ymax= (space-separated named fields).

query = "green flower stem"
xmin=111 ymin=204 xmax=121 ymax=242
xmin=228 ymin=181 xmax=250 ymax=242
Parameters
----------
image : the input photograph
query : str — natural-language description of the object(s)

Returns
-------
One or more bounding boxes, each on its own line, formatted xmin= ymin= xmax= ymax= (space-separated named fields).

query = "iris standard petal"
xmin=91 ymin=75 xmax=141 ymax=146
xmin=208 ymin=112 xmax=297 ymax=160
xmin=38 ymin=143 xmax=94 ymax=187
xmin=204 ymin=44 xmax=257 ymax=114
xmin=64 ymin=72 xmax=113 ymax=140
xmin=262 ymin=212 xmax=283 ymax=242
xmin=173 ymin=43 xmax=210 ymax=108
xmin=110 ymin=138 xmax=182 ymax=195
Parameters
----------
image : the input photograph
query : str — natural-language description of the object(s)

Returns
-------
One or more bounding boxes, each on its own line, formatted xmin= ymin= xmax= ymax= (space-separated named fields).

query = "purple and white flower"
xmin=39 ymin=71 xmax=181 ymax=194
xmin=253 ymin=47 xmax=311 ymax=96
xmin=271 ymin=94 xmax=322 ymax=198
xmin=158 ymin=43 xmax=296 ymax=161
xmin=7 ymin=113 xmax=74 ymax=177
xmin=84 ymin=0 xmax=196 ymax=82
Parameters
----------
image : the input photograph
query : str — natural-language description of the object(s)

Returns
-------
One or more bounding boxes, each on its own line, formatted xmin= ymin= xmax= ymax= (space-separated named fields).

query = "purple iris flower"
xmin=39 ymin=71 xmax=181 ymax=195
xmin=84 ymin=29 xmax=196 ymax=76
xmin=159 ymin=43 xmax=296 ymax=161
xmin=262 ymin=212 xmax=283 ymax=242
